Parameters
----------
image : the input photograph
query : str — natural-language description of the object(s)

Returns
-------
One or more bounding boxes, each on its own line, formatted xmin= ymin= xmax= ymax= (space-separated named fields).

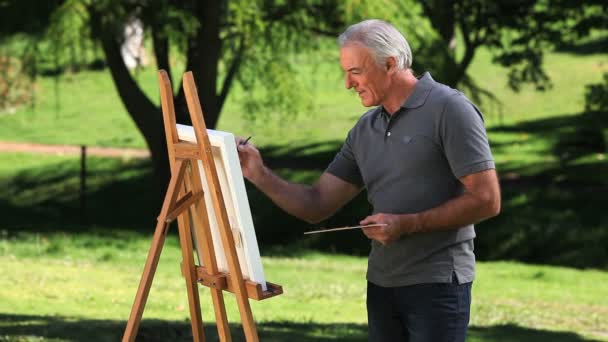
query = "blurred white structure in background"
xmin=121 ymin=17 xmax=148 ymax=69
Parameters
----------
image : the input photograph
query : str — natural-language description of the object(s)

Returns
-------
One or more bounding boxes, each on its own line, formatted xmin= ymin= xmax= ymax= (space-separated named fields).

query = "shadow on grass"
xmin=480 ymin=111 xmax=608 ymax=268
xmin=261 ymin=140 xmax=343 ymax=170
xmin=0 ymin=313 xmax=367 ymax=342
xmin=1 ymin=111 xmax=607 ymax=267
xmin=555 ymin=35 xmax=608 ymax=56
xmin=0 ymin=141 xmax=373 ymax=258
xmin=467 ymin=324 xmax=602 ymax=342
xmin=489 ymin=111 xmax=607 ymax=166
xmin=0 ymin=157 xmax=160 ymax=233
xmin=0 ymin=313 xmax=601 ymax=342
xmin=0 ymin=140 xmax=345 ymax=232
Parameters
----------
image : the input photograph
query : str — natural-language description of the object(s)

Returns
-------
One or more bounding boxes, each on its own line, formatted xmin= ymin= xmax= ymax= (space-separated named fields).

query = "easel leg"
xmin=177 ymin=208 xmax=205 ymax=341
xmin=188 ymin=161 xmax=231 ymax=341
xmin=209 ymin=288 xmax=231 ymax=341
xmin=190 ymin=211 xmax=232 ymax=342
xmin=122 ymin=161 xmax=187 ymax=342
xmin=122 ymin=221 xmax=170 ymax=340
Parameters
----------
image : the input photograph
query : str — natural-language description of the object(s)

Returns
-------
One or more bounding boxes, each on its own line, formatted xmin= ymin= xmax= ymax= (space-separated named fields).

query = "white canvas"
xmin=176 ymin=124 xmax=267 ymax=290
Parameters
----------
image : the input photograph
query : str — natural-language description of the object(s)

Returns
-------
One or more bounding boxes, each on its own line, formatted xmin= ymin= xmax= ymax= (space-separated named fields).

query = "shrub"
xmin=0 ymin=55 xmax=33 ymax=114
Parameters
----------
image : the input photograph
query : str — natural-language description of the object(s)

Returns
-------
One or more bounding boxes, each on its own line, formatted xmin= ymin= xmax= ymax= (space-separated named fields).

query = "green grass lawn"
xmin=1 ymin=229 xmax=607 ymax=341
xmin=0 ymin=145 xmax=606 ymax=341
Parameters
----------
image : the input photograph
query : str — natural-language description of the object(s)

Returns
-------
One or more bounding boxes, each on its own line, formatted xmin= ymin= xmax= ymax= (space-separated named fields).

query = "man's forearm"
xmin=251 ymin=166 xmax=324 ymax=223
xmin=406 ymin=170 xmax=501 ymax=234
xmin=409 ymin=191 xmax=500 ymax=234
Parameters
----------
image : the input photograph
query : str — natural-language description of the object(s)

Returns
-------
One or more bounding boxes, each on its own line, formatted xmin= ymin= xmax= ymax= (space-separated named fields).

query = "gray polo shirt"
xmin=326 ymin=72 xmax=495 ymax=287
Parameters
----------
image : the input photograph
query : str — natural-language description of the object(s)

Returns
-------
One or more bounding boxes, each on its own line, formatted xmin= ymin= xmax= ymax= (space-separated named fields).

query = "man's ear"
xmin=385 ymin=56 xmax=398 ymax=74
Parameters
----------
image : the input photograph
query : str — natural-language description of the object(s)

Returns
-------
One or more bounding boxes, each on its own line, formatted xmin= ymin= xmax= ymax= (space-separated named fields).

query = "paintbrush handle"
xmin=304 ymin=223 xmax=387 ymax=234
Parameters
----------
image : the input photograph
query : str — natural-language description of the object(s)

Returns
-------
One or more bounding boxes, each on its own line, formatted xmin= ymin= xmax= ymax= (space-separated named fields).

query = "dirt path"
xmin=0 ymin=141 xmax=150 ymax=159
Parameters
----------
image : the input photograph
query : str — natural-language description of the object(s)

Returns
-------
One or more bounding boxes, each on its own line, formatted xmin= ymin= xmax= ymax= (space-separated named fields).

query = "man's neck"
xmin=382 ymin=70 xmax=418 ymax=115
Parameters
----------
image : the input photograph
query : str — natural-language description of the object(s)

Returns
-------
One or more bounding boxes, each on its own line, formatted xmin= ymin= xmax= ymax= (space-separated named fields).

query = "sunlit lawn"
xmin=2 ymin=228 xmax=607 ymax=341
xmin=1 ymin=150 xmax=607 ymax=341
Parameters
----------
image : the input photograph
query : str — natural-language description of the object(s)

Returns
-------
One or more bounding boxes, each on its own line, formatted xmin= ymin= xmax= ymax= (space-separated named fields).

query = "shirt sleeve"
xmin=325 ymin=128 xmax=364 ymax=186
xmin=439 ymin=94 xmax=495 ymax=179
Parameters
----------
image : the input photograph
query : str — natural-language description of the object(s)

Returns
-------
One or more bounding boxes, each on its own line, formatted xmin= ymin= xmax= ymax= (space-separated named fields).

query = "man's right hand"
xmin=236 ymin=137 xmax=266 ymax=184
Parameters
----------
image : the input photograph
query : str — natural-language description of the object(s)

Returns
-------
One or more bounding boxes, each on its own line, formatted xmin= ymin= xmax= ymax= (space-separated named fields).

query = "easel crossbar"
xmin=165 ymin=191 xmax=203 ymax=223
xmin=174 ymin=142 xmax=202 ymax=159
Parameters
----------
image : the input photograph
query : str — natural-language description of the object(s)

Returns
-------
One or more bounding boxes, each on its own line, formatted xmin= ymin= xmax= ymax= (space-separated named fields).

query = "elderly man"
xmin=237 ymin=19 xmax=500 ymax=342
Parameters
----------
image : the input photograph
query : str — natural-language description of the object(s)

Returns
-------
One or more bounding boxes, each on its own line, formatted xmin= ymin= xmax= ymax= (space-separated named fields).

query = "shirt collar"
xmin=376 ymin=72 xmax=436 ymax=120
xmin=400 ymin=72 xmax=435 ymax=110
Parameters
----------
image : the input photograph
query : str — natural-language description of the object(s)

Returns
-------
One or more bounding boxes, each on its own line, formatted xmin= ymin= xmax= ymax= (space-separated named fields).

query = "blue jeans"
xmin=367 ymin=275 xmax=471 ymax=342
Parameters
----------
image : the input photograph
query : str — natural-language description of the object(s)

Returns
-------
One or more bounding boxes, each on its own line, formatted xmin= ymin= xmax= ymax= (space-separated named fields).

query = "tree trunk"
xmin=421 ymin=0 xmax=456 ymax=49
xmin=175 ymin=1 xmax=222 ymax=129
xmin=90 ymin=9 xmax=170 ymax=199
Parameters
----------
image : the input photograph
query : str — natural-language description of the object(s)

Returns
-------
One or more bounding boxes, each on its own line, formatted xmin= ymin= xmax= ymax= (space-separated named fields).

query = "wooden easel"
xmin=122 ymin=70 xmax=282 ymax=342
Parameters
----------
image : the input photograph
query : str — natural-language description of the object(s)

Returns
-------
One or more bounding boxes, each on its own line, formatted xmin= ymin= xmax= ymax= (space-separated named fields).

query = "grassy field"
xmin=1 ymin=224 xmax=607 ymax=341
xmin=1 ymin=30 xmax=607 ymax=341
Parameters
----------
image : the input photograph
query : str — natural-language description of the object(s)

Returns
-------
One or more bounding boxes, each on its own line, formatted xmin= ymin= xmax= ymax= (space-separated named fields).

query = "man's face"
xmin=340 ymin=43 xmax=390 ymax=107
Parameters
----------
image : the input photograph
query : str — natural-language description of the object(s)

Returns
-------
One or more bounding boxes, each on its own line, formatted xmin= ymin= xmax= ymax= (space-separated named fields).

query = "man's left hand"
xmin=360 ymin=213 xmax=420 ymax=245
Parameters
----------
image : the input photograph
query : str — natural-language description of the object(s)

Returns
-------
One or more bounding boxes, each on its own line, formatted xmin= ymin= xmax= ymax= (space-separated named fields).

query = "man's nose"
xmin=345 ymin=75 xmax=354 ymax=89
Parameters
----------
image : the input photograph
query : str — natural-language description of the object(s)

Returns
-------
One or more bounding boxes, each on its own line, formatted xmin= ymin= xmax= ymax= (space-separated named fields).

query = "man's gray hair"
xmin=338 ymin=19 xmax=412 ymax=70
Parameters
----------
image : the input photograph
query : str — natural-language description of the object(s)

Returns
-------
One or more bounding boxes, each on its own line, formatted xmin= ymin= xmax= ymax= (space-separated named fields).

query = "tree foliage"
xmin=0 ymin=0 xmax=63 ymax=37
xmin=0 ymin=0 xmax=64 ymax=112
xmin=0 ymin=56 xmax=32 ymax=112
xmin=585 ymin=73 xmax=608 ymax=113
xmin=415 ymin=0 xmax=607 ymax=92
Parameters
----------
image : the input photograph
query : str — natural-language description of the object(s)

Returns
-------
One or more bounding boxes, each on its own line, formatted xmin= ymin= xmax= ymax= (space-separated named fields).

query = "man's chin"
xmin=360 ymin=98 xmax=376 ymax=107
